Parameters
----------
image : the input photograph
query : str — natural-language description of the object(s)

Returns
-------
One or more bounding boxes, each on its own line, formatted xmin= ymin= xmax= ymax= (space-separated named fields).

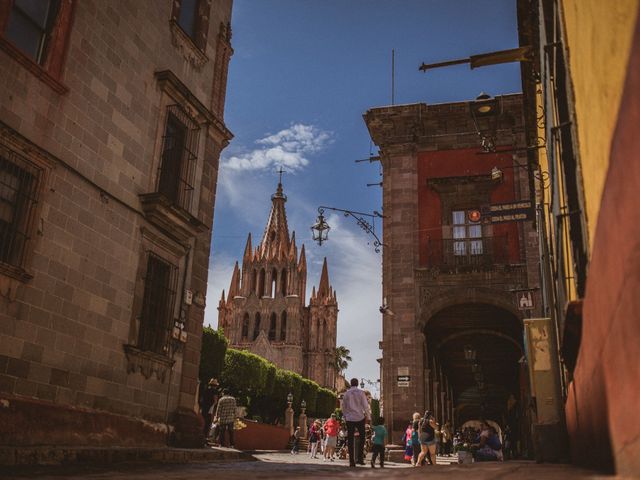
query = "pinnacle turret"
xmin=258 ymin=182 xmax=290 ymax=260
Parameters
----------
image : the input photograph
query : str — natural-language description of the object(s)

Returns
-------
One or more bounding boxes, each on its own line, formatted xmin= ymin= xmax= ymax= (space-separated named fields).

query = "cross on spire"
xmin=277 ymin=166 xmax=285 ymax=185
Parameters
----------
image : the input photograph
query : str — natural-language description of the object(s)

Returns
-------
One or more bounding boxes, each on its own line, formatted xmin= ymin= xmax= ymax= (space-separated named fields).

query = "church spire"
xmin=317 ymin=258 xmax=330 ymax=297
xmin=228 ymin=261 xmax=240 ymax=297
xmin=243 ymin=233 xmax=252 ymax=262
xmin=258 ymin=181 xmax=290 ymax=259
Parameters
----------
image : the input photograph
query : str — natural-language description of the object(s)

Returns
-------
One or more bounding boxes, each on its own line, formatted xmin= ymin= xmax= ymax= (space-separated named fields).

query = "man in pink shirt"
xmin=323 ymin=413 xmax=340 ymax=460
xmin=341 ymin=378 xmax=371 ymax=467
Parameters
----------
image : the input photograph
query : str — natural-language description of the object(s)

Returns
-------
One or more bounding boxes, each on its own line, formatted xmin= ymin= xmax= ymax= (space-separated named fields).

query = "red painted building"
xmin=365 ymin=94 xmax=546 ymax=456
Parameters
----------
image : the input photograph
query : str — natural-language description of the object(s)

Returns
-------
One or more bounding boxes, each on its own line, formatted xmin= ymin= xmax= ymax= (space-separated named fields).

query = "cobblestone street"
xmin=4 ymin=452 xmax=611 ymax=480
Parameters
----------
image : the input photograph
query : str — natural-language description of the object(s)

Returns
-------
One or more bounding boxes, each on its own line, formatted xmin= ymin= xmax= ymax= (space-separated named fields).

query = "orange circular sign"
xmin=468 ymin=210 xmax=481 ymax=222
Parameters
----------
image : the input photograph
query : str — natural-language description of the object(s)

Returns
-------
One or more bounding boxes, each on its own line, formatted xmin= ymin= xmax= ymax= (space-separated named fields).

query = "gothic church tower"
xmin=218 ymin=182 xmax=338 ymax=388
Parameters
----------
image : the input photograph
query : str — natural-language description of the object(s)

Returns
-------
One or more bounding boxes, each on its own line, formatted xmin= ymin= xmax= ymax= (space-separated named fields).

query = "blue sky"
xmin=205 ymin=0 xmax=522 ymax=396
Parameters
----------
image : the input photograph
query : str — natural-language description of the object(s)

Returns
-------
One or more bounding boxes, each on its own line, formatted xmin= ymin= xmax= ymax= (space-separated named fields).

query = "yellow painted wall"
xmin=561 ymin=0 xmax=639 ymax=251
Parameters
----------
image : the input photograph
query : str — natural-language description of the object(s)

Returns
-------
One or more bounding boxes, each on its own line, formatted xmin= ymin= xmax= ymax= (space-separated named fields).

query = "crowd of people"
xmin=199 ymin=375 xmax=505 ymax=467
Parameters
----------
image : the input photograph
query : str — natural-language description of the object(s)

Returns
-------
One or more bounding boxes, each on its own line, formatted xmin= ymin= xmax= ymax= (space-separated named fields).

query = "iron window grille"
xmin=0 ymin=145 xmax=42 ymax=270
xmin=137 ymin=252 xmax=178 ymax=355
xmin=157 ymin=105 xmax=199 ymax=212
xmin=4 ymin=0 xmax=61 ymax=65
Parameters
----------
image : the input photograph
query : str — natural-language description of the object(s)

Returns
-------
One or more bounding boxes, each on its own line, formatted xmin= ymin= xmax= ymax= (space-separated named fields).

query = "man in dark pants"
xmin=340 ymin=378 xmax=371 ymax=467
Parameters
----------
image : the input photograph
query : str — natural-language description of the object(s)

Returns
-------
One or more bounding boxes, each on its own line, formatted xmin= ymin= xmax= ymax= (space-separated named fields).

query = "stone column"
xmin=299 ymin=408 xmax=308 ymax=438
xmin=285 ymin=403 xmax=294 ymax=436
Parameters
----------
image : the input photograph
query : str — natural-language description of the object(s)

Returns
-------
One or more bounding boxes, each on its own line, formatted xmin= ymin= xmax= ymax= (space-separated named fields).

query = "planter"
xmin=234 ymin=420 xmax=291 ymax=450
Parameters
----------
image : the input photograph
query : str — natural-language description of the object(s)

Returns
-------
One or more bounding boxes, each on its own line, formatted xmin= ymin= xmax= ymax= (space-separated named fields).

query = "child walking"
xmin=370 ymin=417 xmax=388 ymax=468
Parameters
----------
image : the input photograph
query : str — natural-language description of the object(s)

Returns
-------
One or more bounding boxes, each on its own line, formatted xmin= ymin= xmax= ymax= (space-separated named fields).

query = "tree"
xmin=199 ymin=326 xmax=228 ymax=384
xmin=333 ymin=346 xmax=352 ymax=375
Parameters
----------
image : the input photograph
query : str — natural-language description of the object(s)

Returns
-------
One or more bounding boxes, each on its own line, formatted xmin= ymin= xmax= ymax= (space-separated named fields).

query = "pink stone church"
xmin=218 ymin=182 xmax=338 ymax=389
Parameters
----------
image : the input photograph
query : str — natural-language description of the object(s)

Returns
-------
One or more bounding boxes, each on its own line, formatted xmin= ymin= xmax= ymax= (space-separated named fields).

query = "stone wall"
xmin=0 ymin=0 xmax=233 ymax=446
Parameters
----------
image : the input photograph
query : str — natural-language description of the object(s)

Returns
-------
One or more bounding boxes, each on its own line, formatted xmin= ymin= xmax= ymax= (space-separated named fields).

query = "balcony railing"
xmin=426 ymin=236 xmax=510 ymax=269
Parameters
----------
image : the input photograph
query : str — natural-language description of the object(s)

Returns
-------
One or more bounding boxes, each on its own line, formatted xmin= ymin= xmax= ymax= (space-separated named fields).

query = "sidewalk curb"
xmin=0 ymin=446 xmax=257 ymax=467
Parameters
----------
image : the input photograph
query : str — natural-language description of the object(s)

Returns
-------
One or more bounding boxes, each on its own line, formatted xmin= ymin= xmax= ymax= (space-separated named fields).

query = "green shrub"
xmin=199 ymin=327 xmax=228 ymax=383
xmin=371 ymin=398 xmax=381 ymax=425
xmin=220 ymin=348 xmax=269 ymax=402
xmin=301 ymin=378 xmax=318 ymax=417
xmin=215 ymin=346 xmax=338 ymax=423
xmin=316 ymin=388 xmax=338 ymax=418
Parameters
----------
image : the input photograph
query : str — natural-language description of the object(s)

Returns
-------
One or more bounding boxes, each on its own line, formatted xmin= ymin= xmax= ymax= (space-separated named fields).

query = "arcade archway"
xmin=423 ymin=302 xmax=532 ymax=457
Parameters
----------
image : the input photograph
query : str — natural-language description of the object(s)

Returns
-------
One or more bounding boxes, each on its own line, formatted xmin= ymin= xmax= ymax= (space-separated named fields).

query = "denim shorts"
xmin=420 ymin=433 xmax=436 ymax=446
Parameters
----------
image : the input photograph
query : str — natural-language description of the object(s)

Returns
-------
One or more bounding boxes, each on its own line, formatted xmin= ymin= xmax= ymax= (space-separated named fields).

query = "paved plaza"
xmin=4 ymin=451 xmax=613 ymax=480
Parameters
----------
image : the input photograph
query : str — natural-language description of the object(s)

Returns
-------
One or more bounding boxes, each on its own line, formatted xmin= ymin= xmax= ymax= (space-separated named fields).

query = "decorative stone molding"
xmin=169 ymin=21 xmax=209 ymax=70
xmin=124 ymin=344 xmax=175 ymax=382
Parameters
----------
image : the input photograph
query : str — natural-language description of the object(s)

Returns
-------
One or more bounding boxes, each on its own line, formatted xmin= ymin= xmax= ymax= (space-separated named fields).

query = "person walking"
xmin=199 ymin=378 xmax=220 ymax=442
xmin=309 ymin=419 xmax=321 ymax=458
xmin=290 ymin=426 xmax=301 ymax=454
xmin=323 ymin=413 xmax=340 ymax=460
xmin=214 ymin=389 xmax=237 ymax=448
xmin=341 ymin=377 xmax=371 ymax=467
xmin=370 ymin=416 xmax=387 ymax=468
xmin=442 ymin=421 xmax=453 ymax=456
xmin=417 ymin=410 xmax=438 ymax=466
xmin=410 ymin=420 xmax=421 ymax=466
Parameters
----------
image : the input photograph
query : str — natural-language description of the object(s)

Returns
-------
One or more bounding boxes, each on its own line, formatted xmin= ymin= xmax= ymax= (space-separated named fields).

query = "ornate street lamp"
xmin=311 ymin=206 xmax=385 ymax=253
xmin=310 ymin=210 xmax=330 ymax=246
xmin=470 ymin=92 xmax=500 ymax=153
xmin=301 ymin=399 xmax=307 ymax=412
xmin=287 ymin=392 xmax=293 ymax=405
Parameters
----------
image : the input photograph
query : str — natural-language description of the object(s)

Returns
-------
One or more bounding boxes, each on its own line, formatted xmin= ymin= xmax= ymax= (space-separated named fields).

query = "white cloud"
xmin=223 ymin=123 xmax=331 ymax=171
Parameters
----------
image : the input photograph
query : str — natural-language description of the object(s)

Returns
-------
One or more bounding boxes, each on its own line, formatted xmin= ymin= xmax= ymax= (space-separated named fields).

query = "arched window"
xmin=251 ymin=269 xmax=257 ymax=295
xmin=258 ymin=269 xmax=265 ymax=297
xmin=271 ymin=268 xmax=278 ymax=297
xmin=253 ymin=312 xmax=261 ymax=340
xmin=268 ymin=312 xmax=277 ymax=341
xmin=281 ymin=268 xmax=287 ymax=296
xmin=280 ymin=311 xmax=287 ymax=341
xmin=241 ymin=313 xmax=250 ymax=340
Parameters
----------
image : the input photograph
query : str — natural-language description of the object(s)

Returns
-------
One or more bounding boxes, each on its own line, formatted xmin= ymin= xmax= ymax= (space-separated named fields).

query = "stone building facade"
xmin=218 ymin=182 xmax=338 ymax=389
xmin=365 ymin=94 xmax=543 ymax=446
xmin=0 ymin=0 xmax=233 ymax=447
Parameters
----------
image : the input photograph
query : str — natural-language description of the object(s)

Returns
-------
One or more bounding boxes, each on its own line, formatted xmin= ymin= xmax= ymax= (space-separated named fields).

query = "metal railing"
xmin=426 ymin=236 xmax=510 ymax=269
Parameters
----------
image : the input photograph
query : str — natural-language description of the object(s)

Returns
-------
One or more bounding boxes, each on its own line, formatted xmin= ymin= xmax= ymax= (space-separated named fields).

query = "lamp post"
xmin=470 ymin=92 xmax=500 ymax=153
xmin=311 ymin=206 xmax=385 ymax=253
xmin=285 ymin=392 xmax=294 ymax=436
xmin=299 ymin=399 xmax=308 ymax=439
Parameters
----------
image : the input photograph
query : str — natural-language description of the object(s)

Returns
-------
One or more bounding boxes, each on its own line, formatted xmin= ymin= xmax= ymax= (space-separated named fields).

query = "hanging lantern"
xmin=311 ymin=210 xmax=330 ymax=245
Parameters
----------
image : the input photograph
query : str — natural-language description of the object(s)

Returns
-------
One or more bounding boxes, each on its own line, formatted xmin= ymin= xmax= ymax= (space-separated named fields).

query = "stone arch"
xmin=418 ymin=286 xmax=522 ymax=332
xmin=258 ymin=268 xmax=266 ymax=297
xmin=241 ymin=312 xmax=250 ymax=340
xmin=271 ymin=268 xmax=278 ymax=297
xmin=281 ymin=268 xmax=287 ymax=296
xmin=280 ymin=311 xmax=287 ymax=341
xmin=435 ymin=329 xmax=524 ymax=355
xmin=268 ymin=312 xmax=277 ymax=340
xmin=251 ymin=269 xmax=257 ymax=295
xmin=253 ymin=312 xmax=261 ymax=340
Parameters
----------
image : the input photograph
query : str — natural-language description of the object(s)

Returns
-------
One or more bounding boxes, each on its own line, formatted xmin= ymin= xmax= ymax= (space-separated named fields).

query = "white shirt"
xmin=341 ymin=386 xmax=371 ymax=422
